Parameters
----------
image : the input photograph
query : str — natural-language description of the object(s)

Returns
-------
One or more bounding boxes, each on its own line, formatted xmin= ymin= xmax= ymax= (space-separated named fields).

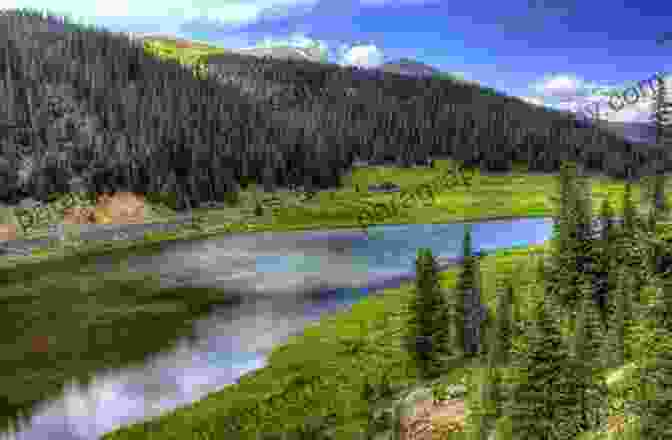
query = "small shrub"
xmin=223 ymin=190 xmax=241 ymax=206
xmin=254 ymin=201 xmax=264 ymax=217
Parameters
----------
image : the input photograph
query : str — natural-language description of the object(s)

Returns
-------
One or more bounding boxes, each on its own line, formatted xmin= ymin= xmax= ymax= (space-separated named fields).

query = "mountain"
xmin=575 ymin=118 xmax=658 ymax=145
xmin=232 ymin=46 xmax=327 ymax=64
xmin=135 ymin=34 xmax=326 ymax=64
xmin=0 ymin=9 xmax=665 ymax=215
xmin=378 ymin=58 xmax=442 ymax=78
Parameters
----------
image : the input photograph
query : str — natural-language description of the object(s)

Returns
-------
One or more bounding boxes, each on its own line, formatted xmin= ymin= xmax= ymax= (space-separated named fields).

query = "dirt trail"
xmin=401 ymin=398 xmax=466 ymax=440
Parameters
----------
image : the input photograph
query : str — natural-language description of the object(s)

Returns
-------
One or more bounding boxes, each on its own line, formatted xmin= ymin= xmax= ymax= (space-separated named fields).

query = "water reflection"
xmin=2 ymin=218 xmax=554 ymax=439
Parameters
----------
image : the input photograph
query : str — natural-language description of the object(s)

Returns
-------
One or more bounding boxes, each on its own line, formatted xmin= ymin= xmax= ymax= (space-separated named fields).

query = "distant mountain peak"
xmin=379 ymin=58 xmax=441 ymax=77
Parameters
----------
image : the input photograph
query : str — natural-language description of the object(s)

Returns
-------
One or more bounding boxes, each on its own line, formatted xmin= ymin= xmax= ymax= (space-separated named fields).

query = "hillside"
xmin=0 ymin=9 xmax=669 ymax=214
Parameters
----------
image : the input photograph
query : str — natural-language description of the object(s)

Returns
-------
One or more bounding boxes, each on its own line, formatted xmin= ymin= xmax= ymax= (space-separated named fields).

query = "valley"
xmin=0 ymin=7 xmax=671 ymax=440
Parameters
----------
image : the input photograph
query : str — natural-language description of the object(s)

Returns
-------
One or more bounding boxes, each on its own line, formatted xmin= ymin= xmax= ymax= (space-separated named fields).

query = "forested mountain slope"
xmin=0 ymin=9 xmax=668 ymax=213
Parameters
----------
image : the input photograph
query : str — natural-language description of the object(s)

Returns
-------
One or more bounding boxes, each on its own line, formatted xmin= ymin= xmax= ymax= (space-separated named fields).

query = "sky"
xmin=1 ymin=0 xmax=672 ymax=125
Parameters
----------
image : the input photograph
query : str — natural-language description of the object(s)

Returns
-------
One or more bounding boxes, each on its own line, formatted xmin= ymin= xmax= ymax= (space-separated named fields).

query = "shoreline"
xmin=0 ymin=213 xmax=554 ymax=274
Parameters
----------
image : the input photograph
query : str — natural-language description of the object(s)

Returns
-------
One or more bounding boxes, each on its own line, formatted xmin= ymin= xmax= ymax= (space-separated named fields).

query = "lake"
xmin=1 ymin=217 xmax=554 ymax=440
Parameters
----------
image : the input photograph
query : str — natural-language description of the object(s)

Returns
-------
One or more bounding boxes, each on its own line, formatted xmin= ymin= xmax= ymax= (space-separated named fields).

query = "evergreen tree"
xmin=546 ymin=161 xmax=584 ymax=334
xmin=605 ymin=269 xmax=628 ymax=368
xmin=405 ymin=248 xmax=452 ymax=377
xmin=467 ymin=364 xmax=505 ymax=440
xmin=488 ymin=277 xmax=514 ymax=368
xmin=620 ymin=267 xmax=639 ymax=363
xmin=472 ymin=252 xmax=489 ymax=357
xmin=593 ymin=198 xmax=617 ymax=329
xmin=651 ymin=71 xmax=672 ymax=149
xmin=651 ymin=173 xmax=668 ymax=220
xmin=505 ymin=285 xmax=578 ymax=440
xmin=622 ymin=181 xmax=638 ymax=238
xmin=568 ymin=276 xmax=610 ymax=435
xmin=254 ymin=200 xmax=264 ymax=216
xmin=629 ymin=277 xmax=672 ymax=440
xmin=648 ymin=203 xmax=658 ymax=234
xmin=598 ymin=197 xmax=615 ymax=243
xmin=454 ymin=225 xmax=475 ymax=355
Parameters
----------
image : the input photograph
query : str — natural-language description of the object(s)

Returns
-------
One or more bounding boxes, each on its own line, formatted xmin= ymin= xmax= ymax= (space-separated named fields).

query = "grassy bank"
xmin=1 ymin=160 xmax=662 ymax=270
xmin=101 ymin=241 xmax=644 ymax=440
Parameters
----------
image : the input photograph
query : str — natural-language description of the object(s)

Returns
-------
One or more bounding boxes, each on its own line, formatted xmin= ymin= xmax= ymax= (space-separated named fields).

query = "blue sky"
xmin=2 ymin=0 xmax=671 ymax=124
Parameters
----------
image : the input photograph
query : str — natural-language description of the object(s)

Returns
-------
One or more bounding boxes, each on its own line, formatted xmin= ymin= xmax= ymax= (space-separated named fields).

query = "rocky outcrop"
xmin=0 ymin=223 xmax=17 ymax=242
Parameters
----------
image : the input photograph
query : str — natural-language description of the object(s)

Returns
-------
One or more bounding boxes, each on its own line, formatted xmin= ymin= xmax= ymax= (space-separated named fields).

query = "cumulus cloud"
xmin=525 ymin=72 xmax=672 ymax=123
xmin=531 ymin=73 xmax=586 ymax=102
xmin=520 ymin=96 xmax=547 ymax=108
xmin=337 ymin=43 xmax=384 ymax=68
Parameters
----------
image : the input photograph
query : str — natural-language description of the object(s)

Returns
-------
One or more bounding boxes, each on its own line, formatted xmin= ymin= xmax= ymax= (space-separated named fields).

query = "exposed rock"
xmin=368 ymin=182 xmax=401 ymax=193
xmin=0 ymin=223 xmax=18 ymax=242
xmin=62 ymin=206 xmax=96 ymax=224
xmin=93 ymin=192 xmax=146 ymax=224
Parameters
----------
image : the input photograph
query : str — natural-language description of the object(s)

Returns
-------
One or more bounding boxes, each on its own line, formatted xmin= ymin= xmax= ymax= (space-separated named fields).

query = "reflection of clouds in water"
xmin=5 ymin=220 xmax=557 ymax=440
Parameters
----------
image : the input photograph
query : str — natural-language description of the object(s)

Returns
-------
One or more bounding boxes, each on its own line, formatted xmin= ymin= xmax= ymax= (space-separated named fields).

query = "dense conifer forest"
xmin=0 ymin=9 xmax=670 ymax=212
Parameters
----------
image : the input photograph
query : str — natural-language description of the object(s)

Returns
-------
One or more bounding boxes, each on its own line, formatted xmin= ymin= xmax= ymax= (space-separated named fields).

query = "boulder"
xmin=368 ymin=182 xmax=401 ymax=193
xmin=62 ymin=206 xmax=96 ymax=224
xmin=94 ymin=192 xmax=146 ymax=224
xmin=0 ymin=223 xmax=17 ymax=242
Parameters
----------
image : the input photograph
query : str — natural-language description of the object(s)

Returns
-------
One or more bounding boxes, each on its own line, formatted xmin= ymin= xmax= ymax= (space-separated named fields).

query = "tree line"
xmin=0 ymin=8 xmax=671 ymax=210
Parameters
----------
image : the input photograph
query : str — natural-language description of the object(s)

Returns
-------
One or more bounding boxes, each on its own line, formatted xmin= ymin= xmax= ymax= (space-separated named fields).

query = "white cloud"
xmin=520 ymin=96 xmax=547 ymax=108
xmin=526 ymin=72 xmax=672 ymax=123
xmin=337 ymin=43 xmax=384 ymax=68
xmin=531 ymin=73 xmax=586 ymax=102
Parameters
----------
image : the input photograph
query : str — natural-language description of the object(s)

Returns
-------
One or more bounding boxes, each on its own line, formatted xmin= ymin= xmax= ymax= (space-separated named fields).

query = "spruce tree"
xmin=598 ymin=197 xmax=615 ymax=243
xmin=547 ymin=161 xmax=586 ymax=335
xmin=622 ymin=181 xmax=638 ymax=238
xmin=568 ymin=276 xmax=610 ymax=435
xmin=488 ymin=277 xmax=514 ymax=368
xmin=505 ymin=285 xmax=578 ymax=440
xmin=455 ymin=225 xmax=475 ymax=356
xmin=605 ymin=268 xmax=627 ymax=368
xmin=651 ymin=173 xmax=668 ymax=220
xmin=405 ymin=248 xmax=452 ymax=378
xmin=467 ymin=364 xmax=505 ymax=440
xmin=651 ymin=71 xmax=672 ymax=149
xmin=471 ymin=252 xmax=488 ymax=357
xmin=629 ymin=277 xmax=672 ymax=440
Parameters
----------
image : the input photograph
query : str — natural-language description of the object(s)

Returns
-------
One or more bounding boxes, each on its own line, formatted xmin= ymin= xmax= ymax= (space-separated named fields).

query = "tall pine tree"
xmin=405 ymin=248 xmax=452 ymax=378
xmin=629 ymin=276 xmax=672 ymax=440
xmin=455 ymin=225 xmax=475 ymax=356
xmin=488 ymin=277 xmax=514 ymax=368
xmin=567 ymin=276 xmax=610 ymax=435
xmin=505 ymin=284 xmax=578 ymax=440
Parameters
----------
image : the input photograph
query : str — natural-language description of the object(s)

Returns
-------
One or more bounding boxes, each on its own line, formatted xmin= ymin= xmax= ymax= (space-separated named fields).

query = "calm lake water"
xmin=2 ymin=217 xmax=554 ymax=440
